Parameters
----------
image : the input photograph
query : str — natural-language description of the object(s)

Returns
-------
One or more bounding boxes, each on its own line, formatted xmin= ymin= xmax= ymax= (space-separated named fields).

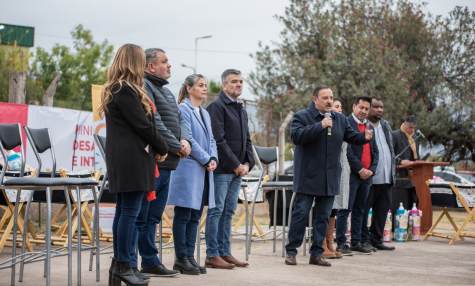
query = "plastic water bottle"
xmin=407 ymin=210 xmax=413 ymax=241
xmin=367 ymin=208 xmax=373 ymax=228
xmin=383 ymin=210 xmax=392 ymax=242
xmin=395 ymin=203 xmax=408 ymax=242
xmin=410 ymin=203 xmax=421 ymax=241
xmin=7 ymin=150 xmax=22 ymax=171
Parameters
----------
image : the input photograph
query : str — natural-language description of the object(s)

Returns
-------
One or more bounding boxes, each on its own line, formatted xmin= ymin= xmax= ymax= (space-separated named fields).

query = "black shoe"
xmin=173 ymin=257 xmax=200 ymax=275
xmin=111 ymin=261 xmax=148 ymax=286
xmin=133 ymin=268 xmax=150 ymax=281
xmin=336 ymin=244 xmax=353 ymax=256
xmin=188 ymin=257 xmax=207 ymax=274
xmin=372 ymin=243 xmax=395 ymax=251
xmin=108 ymin=258 xmax=117 ymax=286
xmin=351 ymin=243 xmax=372 ymax=254
xmin=362 ymin=242 xmax=377 ymax=252
xmin=141 ymin=264 xmax=179 ymax=277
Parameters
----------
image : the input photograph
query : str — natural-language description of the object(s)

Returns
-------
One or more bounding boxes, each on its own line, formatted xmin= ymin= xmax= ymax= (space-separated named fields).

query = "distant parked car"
xmin=433 ymin=170 xmax=475 ymax=186
xmin=456 ymin=171 xmax=475 ymax=184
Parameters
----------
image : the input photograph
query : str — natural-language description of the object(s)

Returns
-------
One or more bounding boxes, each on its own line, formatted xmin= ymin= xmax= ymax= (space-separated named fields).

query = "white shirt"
xmin=371 ymin=121 xmax=392 ymax=184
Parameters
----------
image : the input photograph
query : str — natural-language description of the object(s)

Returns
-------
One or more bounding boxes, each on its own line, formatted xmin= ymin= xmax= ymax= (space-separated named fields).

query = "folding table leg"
xmin=19 ymin=192 xmax=34 ymax=282
xmin=449 ymin=208 xmax=475 ymax=245
xmin=76 ymin=187 xmax=82 ymax=286
xmin=273 ymin=190 xmax=278 ymax=253
xmin=92 ymin=186 xmax=100 ymax=282
xmin=45 ymin=188 xmax=52 ymax=286
xmin=281 ymin=188 xmax=287 ymax=258
xmin=65 ymin=188 xmax=73 ymax=286
xmin=11 ymin=189 xmax=22 ymax=286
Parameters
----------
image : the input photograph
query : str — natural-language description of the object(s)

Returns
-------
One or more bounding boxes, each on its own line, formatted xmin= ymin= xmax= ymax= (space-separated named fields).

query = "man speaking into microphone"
xmin=285 ymin=86 xmax=373 ymax=267
xmin=391 ymin=115 xmax=421 ymax=217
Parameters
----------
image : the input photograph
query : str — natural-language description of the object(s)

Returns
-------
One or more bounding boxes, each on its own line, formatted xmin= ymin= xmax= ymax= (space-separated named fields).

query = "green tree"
xmin=250 ymin=0 xmax=475 ymax=161
xmin=205 ymin=79 xmax=221 ymax=106
xmin=28 ymin=24 xmax=113 ymax=110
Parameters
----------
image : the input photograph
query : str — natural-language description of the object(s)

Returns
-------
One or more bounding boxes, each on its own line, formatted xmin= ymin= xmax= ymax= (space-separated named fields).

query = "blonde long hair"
xmin=98 ymin=43 xmax=151 ymax=116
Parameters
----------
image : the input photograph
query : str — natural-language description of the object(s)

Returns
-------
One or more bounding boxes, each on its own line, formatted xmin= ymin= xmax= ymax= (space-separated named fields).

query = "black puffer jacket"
xmin=145 ymin=73 xmax=191 ymax=170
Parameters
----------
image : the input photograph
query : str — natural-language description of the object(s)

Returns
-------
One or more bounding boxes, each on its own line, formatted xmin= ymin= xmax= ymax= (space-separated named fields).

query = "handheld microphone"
xmin=416 ymin=129 xmax=426 ymax=139
xmin=324 ymin=112 xmax=331 ymax=136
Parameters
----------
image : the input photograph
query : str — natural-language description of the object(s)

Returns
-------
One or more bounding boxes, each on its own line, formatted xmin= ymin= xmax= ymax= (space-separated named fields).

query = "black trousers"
xmin=348 ymin=174 xmax=371 ymax=246
xmin=362 ymin=184 xmax=392 ymax=244
xmin=286 ymin=193 xmax=334 ymax=257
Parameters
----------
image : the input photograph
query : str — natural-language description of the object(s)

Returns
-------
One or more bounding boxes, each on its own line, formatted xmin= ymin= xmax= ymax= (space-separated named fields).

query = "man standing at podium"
xmin=392 ymin=115 xmax=420 ymax=213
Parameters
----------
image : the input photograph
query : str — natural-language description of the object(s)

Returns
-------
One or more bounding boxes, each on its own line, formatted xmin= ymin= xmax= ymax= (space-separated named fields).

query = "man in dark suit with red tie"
xmin=336 ymin=96 xmax=379 ymax=255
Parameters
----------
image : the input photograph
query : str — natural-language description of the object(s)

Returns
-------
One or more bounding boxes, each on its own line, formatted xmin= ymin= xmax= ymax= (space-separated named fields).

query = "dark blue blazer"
xmin=346 ymin=115 xmax=379 ymax=176
xmin=291 ymin=103 xmax=368 ymax=196
xmin=207 ymin=92 xmax=255 ymax=174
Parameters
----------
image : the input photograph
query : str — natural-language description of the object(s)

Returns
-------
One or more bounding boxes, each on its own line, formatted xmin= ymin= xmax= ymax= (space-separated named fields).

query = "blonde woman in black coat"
xmin=99 ymin=43 xmax=168 ymax=286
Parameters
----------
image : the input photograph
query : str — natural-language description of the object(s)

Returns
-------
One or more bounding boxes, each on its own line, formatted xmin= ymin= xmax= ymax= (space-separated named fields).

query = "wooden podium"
xmin=398 ymin=161 xmax=449 ymax=234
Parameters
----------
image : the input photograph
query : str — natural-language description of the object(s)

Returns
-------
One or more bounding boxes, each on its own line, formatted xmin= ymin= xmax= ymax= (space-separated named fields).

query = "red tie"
xmin=357 ymin=123 xmax=371 ymax=169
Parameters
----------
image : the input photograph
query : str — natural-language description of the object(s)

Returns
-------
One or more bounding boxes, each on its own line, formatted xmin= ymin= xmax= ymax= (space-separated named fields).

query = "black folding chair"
xmin=247 ymin=146 xmax=293 ymax=258
xmin=0 ymin=123 xmax=99 ymax=286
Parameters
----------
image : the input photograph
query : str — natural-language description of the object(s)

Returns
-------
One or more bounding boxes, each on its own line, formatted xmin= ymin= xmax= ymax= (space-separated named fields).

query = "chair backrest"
xmin=93 ymin=134 xmax=109 ymax=200
xmin=94 ymin=134 xmax=106 ymax=158
xmin=0 ymin=123 xmax=26 ymax=183
xmin=24 ymin=127 xmax=56 ymax=177
xmin=254 ymin=145 xmax=278 ymax=165
xmin=253 ymin=145 xmax=279 ymax=180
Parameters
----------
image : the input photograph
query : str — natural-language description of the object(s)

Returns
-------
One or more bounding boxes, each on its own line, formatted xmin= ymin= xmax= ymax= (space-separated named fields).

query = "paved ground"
xmin=1 ymin=236 xmax=474 ymax=286
xmin=1 ymin=209 xmax=474 ymax=286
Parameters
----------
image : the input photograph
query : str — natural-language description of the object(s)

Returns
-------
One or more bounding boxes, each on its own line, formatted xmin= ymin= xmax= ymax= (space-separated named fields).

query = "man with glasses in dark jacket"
xmin=132 ymin=48 xmax=192 ymax=278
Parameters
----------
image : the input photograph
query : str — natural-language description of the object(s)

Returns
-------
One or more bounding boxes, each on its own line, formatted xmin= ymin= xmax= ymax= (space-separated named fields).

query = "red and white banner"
xmin=0 ymin=102 xmax=105 ymax=173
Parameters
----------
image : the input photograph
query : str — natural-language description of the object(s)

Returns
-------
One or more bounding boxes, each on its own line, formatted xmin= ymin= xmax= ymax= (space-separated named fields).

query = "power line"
xmin=35 ymin=32 xmax=252 ymax=55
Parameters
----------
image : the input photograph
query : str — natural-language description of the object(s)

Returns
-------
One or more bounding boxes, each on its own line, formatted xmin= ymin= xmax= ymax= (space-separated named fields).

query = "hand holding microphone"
xmin=323 ymin=112 xmax=332 ymax=136
xmin=364 ymin=123 xmax=373 ymax=141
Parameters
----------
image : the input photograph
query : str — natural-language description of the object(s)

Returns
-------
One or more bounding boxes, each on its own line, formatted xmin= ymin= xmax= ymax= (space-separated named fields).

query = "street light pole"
xmin=181 ymin=63 xmax=196 ymax=74
xmin=194 ymin=35 xmax=212 ymax=73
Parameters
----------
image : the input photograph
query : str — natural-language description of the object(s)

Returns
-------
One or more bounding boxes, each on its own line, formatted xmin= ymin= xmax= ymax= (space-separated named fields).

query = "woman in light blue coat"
xmin=168 ymin=74 xmax=218 ymax=275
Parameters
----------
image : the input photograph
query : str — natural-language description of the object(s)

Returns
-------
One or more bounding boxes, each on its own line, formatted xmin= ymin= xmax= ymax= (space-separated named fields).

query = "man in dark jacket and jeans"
xmin=131 ymin=48 xmax=192 ymax=277
xmin=285 ymin=86 xmax=372 ymax=267
xmin=205 ymin=69 xmax=255 ymax=269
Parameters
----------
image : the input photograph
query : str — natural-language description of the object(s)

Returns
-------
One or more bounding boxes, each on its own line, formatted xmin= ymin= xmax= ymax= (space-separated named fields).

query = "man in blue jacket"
xmin=285 ymin=86 xmax=372 ymax=267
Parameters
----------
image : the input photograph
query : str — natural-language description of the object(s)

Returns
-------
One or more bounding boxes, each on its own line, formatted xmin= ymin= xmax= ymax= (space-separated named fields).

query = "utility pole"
xmin=8 ymin=71 xmax=26 ymax=104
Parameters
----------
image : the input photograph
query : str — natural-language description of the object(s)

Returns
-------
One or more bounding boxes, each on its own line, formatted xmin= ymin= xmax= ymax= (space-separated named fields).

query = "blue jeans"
xmin=112 ymin=191 xmax=145 ymax=263
xmin=285 ymin=193 xmax=334 ymax=257
xmin=348 ymin=174 xmax=371 ymax=246
xmin=336 ymin=209 xmax=351 ymax=246
xmin=173 ymin=206 xmax=204 ymax=258
xmin=131 ymin=170 xmax=171 ymax=269
xmin=205 ymin=174 xmax=241 ymax=257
